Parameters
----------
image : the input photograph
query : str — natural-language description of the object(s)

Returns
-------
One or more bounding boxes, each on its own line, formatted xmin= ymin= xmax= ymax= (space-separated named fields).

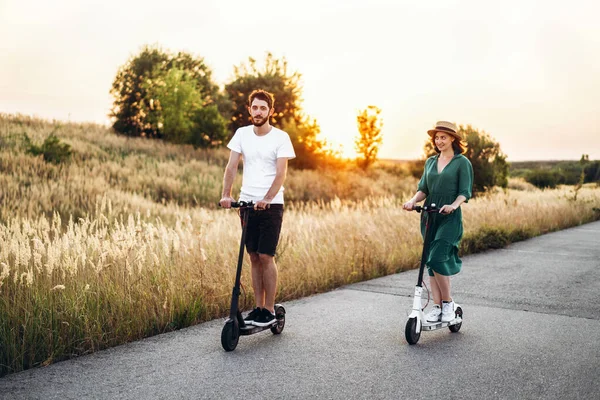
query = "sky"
xmin=1 ymin=0 xmax=599 ymax=161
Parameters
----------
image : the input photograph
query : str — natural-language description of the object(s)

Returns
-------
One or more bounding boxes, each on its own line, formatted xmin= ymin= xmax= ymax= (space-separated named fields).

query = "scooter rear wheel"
xmin=448 ymin=307 xmax=463 ymax=333
xmin=221 ymin=319 xmax=240 ymax=351
xmin=270 ymin=305 xmax=286 ymax=334
xmin=405 ymin=317 xmax=421 ymax=345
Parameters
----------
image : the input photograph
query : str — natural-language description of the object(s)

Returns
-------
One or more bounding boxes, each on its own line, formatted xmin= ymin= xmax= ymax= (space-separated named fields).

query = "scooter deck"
xmin=422 ymin=317 xmax=462 ymax=331
xmin=239 ymin=322 xmax=279 ymax=335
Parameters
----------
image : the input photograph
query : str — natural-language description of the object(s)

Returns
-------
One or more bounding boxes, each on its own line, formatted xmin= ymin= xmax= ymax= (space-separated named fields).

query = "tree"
xmin=355 ymin=106 xmax=383 ymax=170
xmin=584 ymin=161 xmax=600 ymax=184
xmin=110 ymin=45 xmax=222 ymax=141
xmin=110 ymin=46 xmax=168 ymax=137
xmin=281 ymin=117 xmax=339 ymax=169
xmin=188 ymin=105 xmax=229 ymax=148
xmin=143 ymin=68 xmax=197 ymax=144
xmin=424 ymin=124 xmax=508 ymax=195
xmin=224 ymin=53 xmax=303 ymax=133
xmin=224 ymin=53 xmax=332 ymax=169
xmin=141 ymin=67 xmax=228 ymax=147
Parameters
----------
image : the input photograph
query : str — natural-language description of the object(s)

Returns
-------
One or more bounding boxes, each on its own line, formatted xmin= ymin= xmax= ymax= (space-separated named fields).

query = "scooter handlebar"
xmin=413 ymin=203 xmax=439 ymax=213
xmin=218 ymin=200 xmax=255 ymax=209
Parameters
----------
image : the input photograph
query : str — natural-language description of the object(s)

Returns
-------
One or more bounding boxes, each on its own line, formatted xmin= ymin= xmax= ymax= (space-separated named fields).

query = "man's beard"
xmin=251 ymin=116 xmax=267 ymax=127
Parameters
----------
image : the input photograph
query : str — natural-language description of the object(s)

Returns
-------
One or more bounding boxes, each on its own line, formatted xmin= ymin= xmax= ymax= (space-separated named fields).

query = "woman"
xmin=402 ymin=121 xmax=473 ymax=323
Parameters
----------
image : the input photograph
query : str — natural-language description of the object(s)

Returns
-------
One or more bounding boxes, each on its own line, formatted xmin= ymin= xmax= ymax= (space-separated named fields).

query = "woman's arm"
xmin=403 ymin=191 xmax=427 ymax=210
xmin=439 ymin=195 xmax=467 ymax=214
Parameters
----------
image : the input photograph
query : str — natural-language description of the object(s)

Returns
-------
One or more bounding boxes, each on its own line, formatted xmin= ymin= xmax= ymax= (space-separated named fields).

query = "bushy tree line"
xmin=110 ymin=45 xmax=514 ymax=195
xmin=522 ymin=155 xmax=600 ymax=189
xmin=110 ymin=46 xmax=331 ymax=168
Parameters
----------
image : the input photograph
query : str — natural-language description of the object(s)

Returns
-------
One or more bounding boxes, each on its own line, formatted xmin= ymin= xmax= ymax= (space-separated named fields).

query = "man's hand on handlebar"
xmin=254 ymin=198 xmax=272 ymax=210
xmin=219 ymin=196 xmax=235 ymax=209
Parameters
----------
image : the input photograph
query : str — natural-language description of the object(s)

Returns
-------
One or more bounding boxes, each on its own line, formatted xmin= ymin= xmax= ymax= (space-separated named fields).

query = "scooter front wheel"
xmin=221 ymin=319 xmax=240 ymax=351
xmin=405 ymin=317 xmax=421 ymax=345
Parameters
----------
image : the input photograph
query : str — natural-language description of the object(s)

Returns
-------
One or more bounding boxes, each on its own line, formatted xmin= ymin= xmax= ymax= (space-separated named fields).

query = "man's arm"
xmin=255 ymin=157 xmax=289 ymax=209
xmin=219 ymin=151 xmax=242 ymax=208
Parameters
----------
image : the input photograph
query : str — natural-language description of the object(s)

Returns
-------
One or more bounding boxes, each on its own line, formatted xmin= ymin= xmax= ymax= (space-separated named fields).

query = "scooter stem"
xmin=416 ymin=213 xmax=434 ymax=288
xmin=229 ymin=207 xmax=251 ymax=320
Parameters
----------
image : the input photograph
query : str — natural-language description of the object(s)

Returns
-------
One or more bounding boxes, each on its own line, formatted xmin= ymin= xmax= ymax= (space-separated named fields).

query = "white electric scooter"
xmin=405 ymin=204 xmax=463 ymax=345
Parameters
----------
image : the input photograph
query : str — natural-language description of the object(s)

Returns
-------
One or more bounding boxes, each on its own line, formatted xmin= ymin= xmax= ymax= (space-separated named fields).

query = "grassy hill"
xmin=0 ymin=114 xmax=418 ymax=224
xmin=1 ymin=113 xmax=599 ymax=377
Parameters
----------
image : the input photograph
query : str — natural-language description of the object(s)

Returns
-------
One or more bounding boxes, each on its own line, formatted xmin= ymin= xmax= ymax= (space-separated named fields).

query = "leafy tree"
xmin=143 ymin=68 xmax=197 ymax=143
xmin=188 ymin=105 xmax=229 ymax=148
xmin=579 ymin=154 xmax=600 ymax=184
xmin=424 ymin=124 xmax=508 ymax=195
xmin=355 ymin=106 xmax=383 ymax=170
xmin=584 ymin=161 xmax=600 ymax=183
xmin=110 ymin=45 xmax=221 ymax=139
xmin=224 ymin=53 xmax=332 ymax=169
xmin=281 ymin=117 xmax=339 ymax=170
xmin=223 ymin=53 xmax=303 ymax=133
xmin=141 ymin=68 xmax=228 ymax=147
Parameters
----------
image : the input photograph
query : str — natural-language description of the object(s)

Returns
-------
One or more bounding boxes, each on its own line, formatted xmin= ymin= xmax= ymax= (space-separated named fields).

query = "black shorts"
xmin=240 ymin=204 xmax=284 ymax=256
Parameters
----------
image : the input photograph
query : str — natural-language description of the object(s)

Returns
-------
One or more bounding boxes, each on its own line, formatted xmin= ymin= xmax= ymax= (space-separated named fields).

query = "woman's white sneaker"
xmin=441 ymin=301 xmax=455 ymax=322
xmin=425 ymin=305 xmax=442 ymax=322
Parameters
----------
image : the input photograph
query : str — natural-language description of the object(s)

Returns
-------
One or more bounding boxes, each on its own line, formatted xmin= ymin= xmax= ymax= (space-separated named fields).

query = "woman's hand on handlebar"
xmin=439 ymin=204 xmax=457 ymax=214
xmin=402 ymin=200 xmax=415 ymax=211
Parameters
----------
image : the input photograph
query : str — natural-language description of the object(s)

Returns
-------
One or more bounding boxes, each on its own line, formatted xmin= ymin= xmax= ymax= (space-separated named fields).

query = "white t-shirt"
xmin=227 ymin=125 xmax=296 ymax=204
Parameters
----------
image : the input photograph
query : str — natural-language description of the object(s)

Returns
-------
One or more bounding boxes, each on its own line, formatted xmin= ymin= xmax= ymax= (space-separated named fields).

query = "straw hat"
xmin=427 ymin=121 xmax=463 ymax=141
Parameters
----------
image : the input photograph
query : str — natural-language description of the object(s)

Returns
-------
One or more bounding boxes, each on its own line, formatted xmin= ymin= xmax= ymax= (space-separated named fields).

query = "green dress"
xmin=417 ymin=153 xmax=474 ymax=277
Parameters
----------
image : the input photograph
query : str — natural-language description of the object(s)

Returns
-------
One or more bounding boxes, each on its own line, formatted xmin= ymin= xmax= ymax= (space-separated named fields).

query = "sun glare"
xmin=319 ymin=129 xmax=358 ymax=160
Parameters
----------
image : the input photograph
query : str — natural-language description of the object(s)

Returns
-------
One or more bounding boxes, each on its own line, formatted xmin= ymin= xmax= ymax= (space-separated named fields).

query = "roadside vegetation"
xmin=1 ymin=45 xmax=599 ymax=377
xmin=1 ymin=114 xmax=599 ymax=376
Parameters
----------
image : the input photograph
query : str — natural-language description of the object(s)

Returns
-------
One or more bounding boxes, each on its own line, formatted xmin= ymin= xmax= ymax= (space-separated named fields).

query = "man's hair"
xmin=248 ymin=89 xmax=275 ymax=110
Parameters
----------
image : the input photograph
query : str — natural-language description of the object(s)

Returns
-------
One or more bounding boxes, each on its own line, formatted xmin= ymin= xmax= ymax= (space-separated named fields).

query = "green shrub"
xmin=461 ymin=226 xmax=535 ymax=254
xmin=524 ymin=169 xmax=561 ymax=189
xmin=584 ymin=161 xmax=600 ymax=183
xmin=24 ymin=133 xmax=72 ymax=164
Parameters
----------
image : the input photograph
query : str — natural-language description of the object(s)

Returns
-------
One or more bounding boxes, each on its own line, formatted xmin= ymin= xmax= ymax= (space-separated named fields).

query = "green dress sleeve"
xmin=417 ymin=157 xmax=432 ymax=195
xmin=457 ymin=155 xmax=474 ymax=202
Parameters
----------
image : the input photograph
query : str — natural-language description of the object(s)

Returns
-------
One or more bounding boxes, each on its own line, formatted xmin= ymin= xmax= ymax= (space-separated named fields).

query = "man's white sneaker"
xmin=425 ymin=305 xmax=442 ymax=322
xmin=441 ymin=301 xmax=455 ymax=322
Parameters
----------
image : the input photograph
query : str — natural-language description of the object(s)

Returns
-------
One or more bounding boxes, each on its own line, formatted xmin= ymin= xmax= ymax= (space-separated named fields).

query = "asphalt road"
xmin=1 ymin=221 xmax=599 ymax=400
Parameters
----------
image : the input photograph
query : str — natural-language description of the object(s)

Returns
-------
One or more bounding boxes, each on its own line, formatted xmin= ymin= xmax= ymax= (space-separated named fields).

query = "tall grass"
xmin=1 ymin=113 xmax=599 ymax=376
xmin=0 ymin=114 xmax=415 ymax=223
xmin=1 ymin=187 xmax=599 ymax=376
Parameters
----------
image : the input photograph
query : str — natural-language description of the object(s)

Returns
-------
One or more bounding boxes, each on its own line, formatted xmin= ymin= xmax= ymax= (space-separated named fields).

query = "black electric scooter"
xmin=220 ymin=201 xmax=286 ymax=351
xmin=404 ymin=203 xmax=463 ymax=345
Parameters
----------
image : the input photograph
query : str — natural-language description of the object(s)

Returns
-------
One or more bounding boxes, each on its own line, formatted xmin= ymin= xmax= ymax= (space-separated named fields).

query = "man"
xmin=219 ymin=89 xmax=296 ymax=327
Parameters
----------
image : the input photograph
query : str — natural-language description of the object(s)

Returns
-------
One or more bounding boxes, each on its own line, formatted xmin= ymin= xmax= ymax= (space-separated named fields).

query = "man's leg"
xmin=249 ymin=252 xmax=265 ymax=308
xmin=258 ymin=253 xmax=278 ymax=313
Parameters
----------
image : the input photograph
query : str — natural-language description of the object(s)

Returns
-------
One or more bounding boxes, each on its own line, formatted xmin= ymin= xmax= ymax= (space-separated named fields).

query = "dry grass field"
xmin=1 ymin=114 xmax=599 ymax=376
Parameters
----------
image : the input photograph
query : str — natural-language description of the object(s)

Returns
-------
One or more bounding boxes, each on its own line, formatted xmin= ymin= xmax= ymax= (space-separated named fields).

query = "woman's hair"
xmin=430 ymin=134 xmax=468 ymax=155
xmin=248 ymin=89 xmax=275 ymax=110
